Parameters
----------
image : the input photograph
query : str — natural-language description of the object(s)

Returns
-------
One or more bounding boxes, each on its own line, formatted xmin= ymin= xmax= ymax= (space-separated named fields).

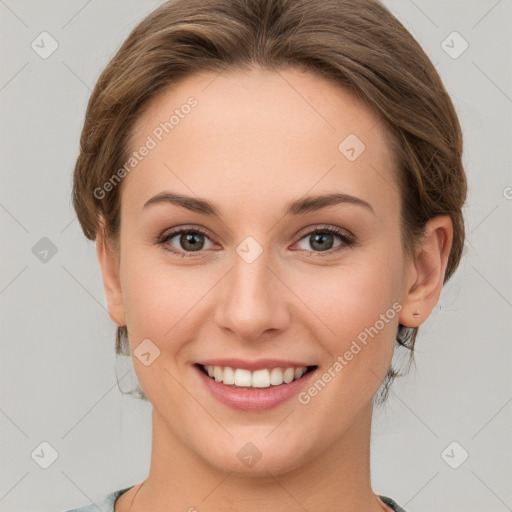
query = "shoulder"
xmin=379 ymin=495 xmax=409 ymax=512
xmin=63 ymin=486 xmax=133 ymax=512
xmin=64 ymin=489 xmax=406 ymax=512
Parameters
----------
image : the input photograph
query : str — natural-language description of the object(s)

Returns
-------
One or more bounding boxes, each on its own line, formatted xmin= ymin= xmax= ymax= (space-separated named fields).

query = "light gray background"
xmin=1 ymin=1 xmax=511 ymax=511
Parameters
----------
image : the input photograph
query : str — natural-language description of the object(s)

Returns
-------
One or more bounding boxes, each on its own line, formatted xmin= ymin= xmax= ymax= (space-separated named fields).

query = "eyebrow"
xmin=142 ymin=191 xmax=375 ymax=217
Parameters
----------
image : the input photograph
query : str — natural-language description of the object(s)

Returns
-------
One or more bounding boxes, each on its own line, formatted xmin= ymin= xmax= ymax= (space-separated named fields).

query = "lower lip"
xmin=195 ymin=365 xmax=318 ymax=411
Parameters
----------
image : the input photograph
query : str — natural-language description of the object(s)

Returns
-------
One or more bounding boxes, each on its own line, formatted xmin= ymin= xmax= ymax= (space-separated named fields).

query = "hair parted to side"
xmin=72 ymin=0 xmax=467 ymax=405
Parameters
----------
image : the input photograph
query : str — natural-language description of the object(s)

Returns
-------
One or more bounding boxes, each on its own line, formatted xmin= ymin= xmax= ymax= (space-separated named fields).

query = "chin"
xmin=194 ymin=431 xmax=314 ymax=477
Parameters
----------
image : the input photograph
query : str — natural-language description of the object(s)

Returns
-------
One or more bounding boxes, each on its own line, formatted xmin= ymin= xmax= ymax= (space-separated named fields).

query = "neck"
xmin=129 ymin=403 xmax=387 ymax=512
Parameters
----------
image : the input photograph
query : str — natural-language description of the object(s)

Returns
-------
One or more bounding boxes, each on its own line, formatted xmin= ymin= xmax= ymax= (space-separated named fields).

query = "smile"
xmin=199 ymin=364 xmax=315 ymax=388
xmin=194 ymin=361 xmax=318 ymax=411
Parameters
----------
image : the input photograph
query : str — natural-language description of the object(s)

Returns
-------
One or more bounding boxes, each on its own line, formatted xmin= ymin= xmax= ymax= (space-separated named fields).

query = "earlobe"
xmin=399 ymin=215 xmax=453 ymax=327
xmin=96 ymin=219 xmax=126 ymax=327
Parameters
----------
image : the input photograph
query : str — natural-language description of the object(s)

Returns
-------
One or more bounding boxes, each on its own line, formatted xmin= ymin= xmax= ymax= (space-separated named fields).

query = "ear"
xmin=96 ymin=217 xmax=126 ymax=326
xmin=399 ymin=215 xmax=453 ymax=328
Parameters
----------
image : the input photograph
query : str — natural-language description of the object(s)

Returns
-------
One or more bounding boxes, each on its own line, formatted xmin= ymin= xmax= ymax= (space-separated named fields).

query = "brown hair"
xmin=72 ymin=0 xmax=467 ymax=404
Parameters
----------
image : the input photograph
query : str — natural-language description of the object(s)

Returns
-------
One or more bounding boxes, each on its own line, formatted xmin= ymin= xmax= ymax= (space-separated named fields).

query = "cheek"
xmin=119 ymin=245 xmax=222 ymax=354
xmin=304 ymin=252 xmax=403 ymax=358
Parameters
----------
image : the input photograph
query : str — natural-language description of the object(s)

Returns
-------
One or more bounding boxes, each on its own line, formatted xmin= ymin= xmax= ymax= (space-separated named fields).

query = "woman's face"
xmin=103 ymin=67 xmax=418 ymax=474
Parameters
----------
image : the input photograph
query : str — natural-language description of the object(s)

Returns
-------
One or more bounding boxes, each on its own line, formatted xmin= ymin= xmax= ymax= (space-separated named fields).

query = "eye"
xmin=294 ymin=225 xmax=354 ymax=255
xmin=158 ymin=226 xmax=216 ymax=257
xmin=157 ymin=224 xmax=354 ymax=258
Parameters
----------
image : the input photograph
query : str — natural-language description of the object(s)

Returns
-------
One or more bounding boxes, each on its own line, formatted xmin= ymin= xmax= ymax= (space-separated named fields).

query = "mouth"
xmin=193 ymin=362 xmax=319 ymax=411
xmin=195 ymin=363 xmax=318 ymax=389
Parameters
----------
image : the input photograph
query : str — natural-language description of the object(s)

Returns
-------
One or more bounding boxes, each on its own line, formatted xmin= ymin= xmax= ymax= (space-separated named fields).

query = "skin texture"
xmin=96 ymin=67 xmax=453 ymax=512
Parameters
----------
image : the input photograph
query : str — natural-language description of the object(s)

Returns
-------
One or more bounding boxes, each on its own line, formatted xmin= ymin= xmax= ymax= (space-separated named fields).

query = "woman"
xmin=66 ymin=0 xmax=467 ymax=510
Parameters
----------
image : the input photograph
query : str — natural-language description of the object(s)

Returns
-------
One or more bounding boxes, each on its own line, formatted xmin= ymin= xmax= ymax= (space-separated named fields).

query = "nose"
xmin=213 ymin=249 xmax=291 ymax=343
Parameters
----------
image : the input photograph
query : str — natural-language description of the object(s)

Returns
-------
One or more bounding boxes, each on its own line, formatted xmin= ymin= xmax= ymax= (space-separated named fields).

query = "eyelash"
xmin=157 ymin=224 xmax=354 ymax=258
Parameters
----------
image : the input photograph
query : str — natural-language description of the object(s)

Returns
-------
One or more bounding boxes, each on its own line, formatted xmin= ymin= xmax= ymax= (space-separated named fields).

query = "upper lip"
xmin=195 ymin=358 xmax=316 ymax=371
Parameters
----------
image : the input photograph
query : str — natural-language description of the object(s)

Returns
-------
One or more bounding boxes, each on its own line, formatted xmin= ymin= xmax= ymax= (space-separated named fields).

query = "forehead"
xmin=124 ymin=66 xmax=399 ymax=219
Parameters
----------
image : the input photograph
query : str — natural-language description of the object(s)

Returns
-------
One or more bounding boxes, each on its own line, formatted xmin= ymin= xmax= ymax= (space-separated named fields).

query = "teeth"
xmin=283 ymin=367 xmax=295 ymax=383
xmin=223 ymin=366 xmax=235 ymax=385
xmin=213 ymin=366 xmax=223 ymax=382
xmin=294 ymin=367 xmax=305 ymax=379
xmin=270 ymin=367 xmax=284 ymax=385
xmin=202 ymin=365 xmax=309 ymax=388
xmin=234 ymin=368 xmax=252 ymax=387
xmin=252 ymin=369 xmax=270 ymax=388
